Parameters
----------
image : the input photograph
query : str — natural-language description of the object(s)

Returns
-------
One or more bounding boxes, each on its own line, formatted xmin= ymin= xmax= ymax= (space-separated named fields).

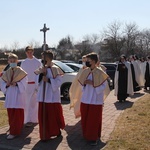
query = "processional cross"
xmin=40 ymin=23 xmax=49 ymax=140
xmin=40 ymin=23 xmax=50 ymax=51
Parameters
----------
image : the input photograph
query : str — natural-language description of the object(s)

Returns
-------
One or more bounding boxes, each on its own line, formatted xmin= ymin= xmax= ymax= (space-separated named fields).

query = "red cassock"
xmin=80 ymin=103 xmax=103 ymax=141
xmin=38 ymin=102 xmax=65 ymax=140
xmin=7 ymin=108 xmax=24 ymax=135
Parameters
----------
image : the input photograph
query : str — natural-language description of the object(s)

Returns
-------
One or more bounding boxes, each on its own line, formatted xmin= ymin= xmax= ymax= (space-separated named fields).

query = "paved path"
xmin=0 ymin=90 xmax=146 ymax=150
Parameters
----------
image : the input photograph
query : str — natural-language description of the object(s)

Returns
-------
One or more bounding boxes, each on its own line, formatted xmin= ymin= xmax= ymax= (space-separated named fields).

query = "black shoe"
xmin=89 ymin=140 xmax=97 ymax=146
xmin=57 ymin=130 xmax=61 ymax=137
xmin=25 ymin=122 xmax=33 ymax=127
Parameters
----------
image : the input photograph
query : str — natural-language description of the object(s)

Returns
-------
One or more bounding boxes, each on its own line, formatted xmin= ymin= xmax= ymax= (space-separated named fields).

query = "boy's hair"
xmin=42 ymin=50 xmax=53 ymax=60
xmin=8 ymin=53 xmax=18 ymax=60
xmin=86 ymin=52 xmax=98 ymax=63
xmin=82 ymin=55 xmax=87 ymax=59
xmin=25 ymin=46 xmax=34 ymax=52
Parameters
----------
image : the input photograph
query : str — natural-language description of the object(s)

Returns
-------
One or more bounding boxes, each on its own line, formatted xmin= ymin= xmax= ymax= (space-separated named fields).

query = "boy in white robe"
xmin=35 ymin=50 xmax=65 ymax=141
xmin=78 ymin=53 xmax=109 ymax=146
xmin=1 ymin=53 xmax=27 ymax=140
xmin=21 ymin=46 xmax=41 ymax=126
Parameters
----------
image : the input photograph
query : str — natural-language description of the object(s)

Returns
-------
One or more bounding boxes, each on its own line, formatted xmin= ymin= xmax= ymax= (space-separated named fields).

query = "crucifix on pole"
xmin=40 ymin=23 xmax=49 ymax=140
xmin=40 ymin=23 xmax=50 ymax=51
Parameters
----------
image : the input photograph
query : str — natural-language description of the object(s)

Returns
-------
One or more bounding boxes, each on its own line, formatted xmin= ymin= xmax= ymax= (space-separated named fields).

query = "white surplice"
xmin=36 ymin=68 xmax=62 ymax=103
xmin=131 ymin=60 xmax=143 ymax=86
xmin=21 ymin=57 xmax=41 ymax=123
xmin=81 ymin=73 xmax=107 ymax=105
xmin=1 ymin=76 xmax=27 ymax=108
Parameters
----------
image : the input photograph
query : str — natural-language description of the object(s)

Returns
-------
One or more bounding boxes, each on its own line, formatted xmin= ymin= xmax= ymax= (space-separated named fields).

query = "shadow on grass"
xmin=0 ymin=124 xmax=37 ymax=150
xmin=64 ymin=121 xmax=106 ymax=150
xmin=130 ymin=92 xmax=145 ymax=99
xmin=114 ymin=100 xmax=134 ymax=110
xmin=32 ymin=136 xmax=63 ymax=150
xmin=114 ymin=92 xmax=145 ymax=110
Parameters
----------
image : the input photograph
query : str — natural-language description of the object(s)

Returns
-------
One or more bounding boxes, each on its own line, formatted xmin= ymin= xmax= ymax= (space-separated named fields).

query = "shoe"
xmin=25 ymin=122 xmax=33 ymax=127
xmin=57 ymin=130 xmax=62 ymax=137
xmin=7 ymin=134 xmax=16 ymax=140
xmin=90 ymin=140 xmax=97 ymax=146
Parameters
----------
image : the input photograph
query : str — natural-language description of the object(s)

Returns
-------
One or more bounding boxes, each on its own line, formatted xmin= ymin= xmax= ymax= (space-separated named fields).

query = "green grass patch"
xmin=104 ymin=94 xmax=150 ymax=150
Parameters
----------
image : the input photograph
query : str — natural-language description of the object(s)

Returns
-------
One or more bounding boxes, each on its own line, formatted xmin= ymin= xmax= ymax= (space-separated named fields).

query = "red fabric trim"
xmin=28 ymin=81 xmax=35 ymax=84
xmin=93 ymin=78 xmax=108 ymax=88
xmin=7 ymin=108 xmax=24 ymax=135
xmin=49 ymin=67 xmax=63 ymax=79
xmin=38 ymin=102 xmax=65 ymax=140
xmin=2 ymin=74 xmax=27 ymax=83
xmin=80 ymin=103 xmax=103 ymax=141
xmin=78 ymin=72 xmax=91 ymax=86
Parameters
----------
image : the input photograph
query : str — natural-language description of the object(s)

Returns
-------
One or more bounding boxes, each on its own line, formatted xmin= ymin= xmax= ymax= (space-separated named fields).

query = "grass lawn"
xmin=0 ymin=102 xmax=8 ymax=127
xmin=104 ymin=94 xmax=150 ymax=150
xmin=0 ymin=65 xmax=6 ymax=72
xmin=0 ymin=65 xmax=8 ymax=127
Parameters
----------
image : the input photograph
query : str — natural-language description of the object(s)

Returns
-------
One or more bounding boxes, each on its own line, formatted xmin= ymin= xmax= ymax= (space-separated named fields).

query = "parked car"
xmin=101 ymin=62 xmax=117 ymax=87
xmin=65 ymin=63 xmax=83 ymax=72
xmin=0 ymin=60 xmax=77 ymax=100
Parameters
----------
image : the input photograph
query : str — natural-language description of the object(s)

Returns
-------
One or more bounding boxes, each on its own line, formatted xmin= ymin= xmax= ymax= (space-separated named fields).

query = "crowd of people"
xmin=0 ymin=47 xmax=150 ymax=146
xmin=114 ymin=54 xmax=150 ymax=102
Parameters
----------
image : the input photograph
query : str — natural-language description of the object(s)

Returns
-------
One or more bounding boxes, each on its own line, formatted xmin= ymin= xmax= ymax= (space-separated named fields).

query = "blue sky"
xmin=0 ymin=0 xmax=150 ymax=48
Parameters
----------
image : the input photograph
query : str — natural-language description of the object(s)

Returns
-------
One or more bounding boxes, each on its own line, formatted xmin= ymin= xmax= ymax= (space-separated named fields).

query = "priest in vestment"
xmin=35 ymin=50 xmax=65 ymax=141
xmin=144 ymin=56 xmax=150 ymax=90
xmin=1 ymin=54 xmax=27 ymax=140
xmin=114 ymin=55 xmax=134 ymax=102
xmin=78 ymin=53 xmax=109 ymax=146
xmin=139 ymin=57 xmax=147 ymax=87
xmin=129 ymin=55 xmax=142 ymax=92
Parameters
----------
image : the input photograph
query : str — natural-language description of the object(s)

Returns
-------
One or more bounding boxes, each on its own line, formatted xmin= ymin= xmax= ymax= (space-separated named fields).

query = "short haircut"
xmin=120 ymin=54 xmax=126 ymax=60
xmin=8 ymin=53 xmax=18 ymax=60
xmin=82 ymin=55 xmax=87 ymax=59
xmin=41 ymin=50 xmax=53 ymax=60
xmin=25 ymin=46 xmax=34 ymax=52
xmin=86 ymin=52 xmax=98 ymax=63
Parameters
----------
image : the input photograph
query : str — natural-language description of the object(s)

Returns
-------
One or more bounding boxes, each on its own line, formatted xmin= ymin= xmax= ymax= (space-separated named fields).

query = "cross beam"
xmin=40 ymin=23 xmax=49 ymax=51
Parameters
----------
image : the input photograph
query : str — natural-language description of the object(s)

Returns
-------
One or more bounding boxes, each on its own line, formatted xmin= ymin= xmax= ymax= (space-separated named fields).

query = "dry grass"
xmin=0 ymin=102 xmax=8 ymax=127
xmin=0 ymin=65 xmax=6 ymax=72
xmin=104 ymin=94 xmax=150 ymax=150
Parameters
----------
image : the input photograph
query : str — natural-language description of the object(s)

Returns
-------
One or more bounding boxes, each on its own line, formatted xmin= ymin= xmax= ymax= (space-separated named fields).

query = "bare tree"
xmin=28 ymin=39 xmax=41 ymax=48
xmin=11 ymin=41 xmax=20 ymax=51
xmin=102 ymin=20 xmax=124 ymax=59
xmin=91 ymin=34 xmax=100 ymax=44
xmin=141 ymin=29 xmax=150 ymax=55
xmin=123 ymin=22 xmax=139 ymax=54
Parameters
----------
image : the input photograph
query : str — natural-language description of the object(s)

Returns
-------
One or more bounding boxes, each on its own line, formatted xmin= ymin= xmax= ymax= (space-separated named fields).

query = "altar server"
xmin=35 ymin=50 xmax=65 ymax=141
xmin=21 ymin=46 xmax=41 ymax=126
xmin=1 ymin=53 xmax=27 ymax=139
